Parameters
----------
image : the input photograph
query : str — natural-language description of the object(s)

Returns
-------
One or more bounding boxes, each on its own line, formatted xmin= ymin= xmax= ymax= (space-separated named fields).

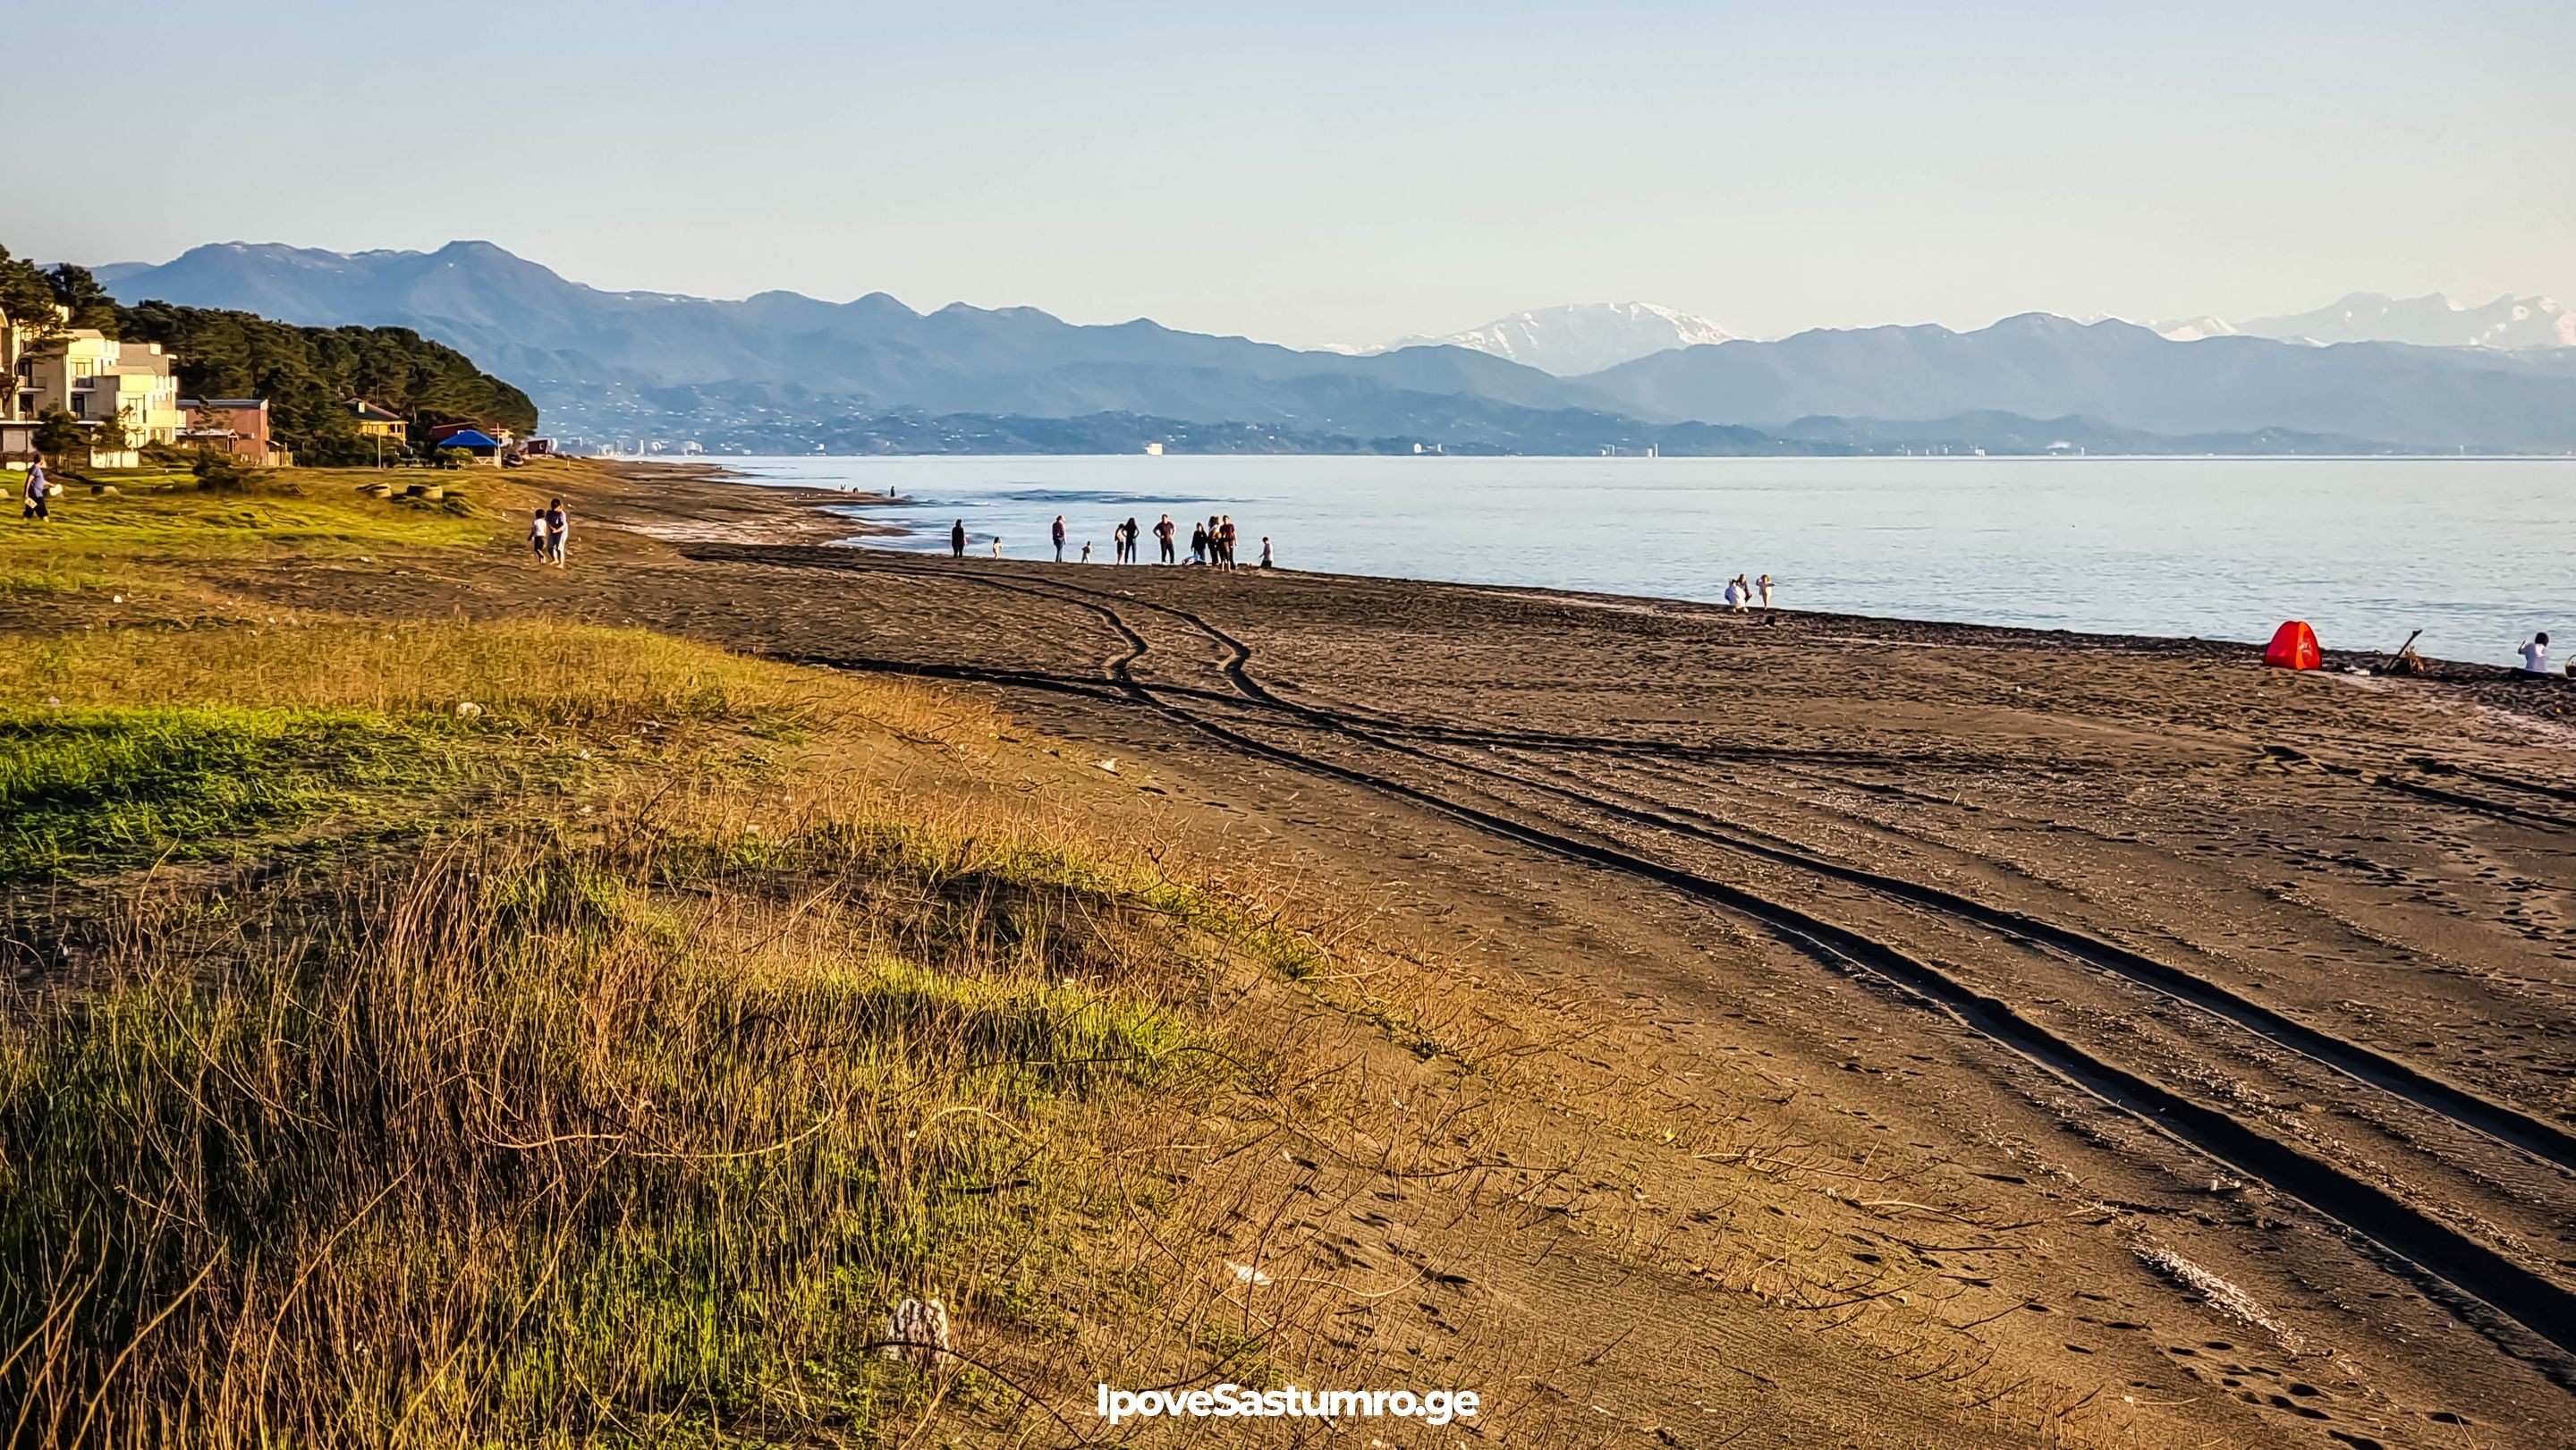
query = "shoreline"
xmin=624 ymin=457 xmax=2567 ymax=690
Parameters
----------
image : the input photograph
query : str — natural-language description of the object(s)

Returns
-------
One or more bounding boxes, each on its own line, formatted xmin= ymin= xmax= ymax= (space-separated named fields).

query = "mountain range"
xmin=92 ymin=242 xmax=2576 ymax=454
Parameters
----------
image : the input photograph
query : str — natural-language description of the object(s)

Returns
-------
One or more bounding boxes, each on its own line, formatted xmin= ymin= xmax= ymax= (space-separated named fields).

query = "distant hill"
xmin=98 ymin=242 xmax=2576 ymax=454
xmin=1578 ymin=314 xmax=2576 ymax=452
xmin=1377 ymin=302 xmax=1736 ymax=376
xmin=99 ymin=242 xmax=1615 ymax=444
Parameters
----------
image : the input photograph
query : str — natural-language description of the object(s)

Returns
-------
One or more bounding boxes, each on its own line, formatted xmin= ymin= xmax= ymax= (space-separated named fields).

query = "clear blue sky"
xmin=8 ymin=0 xmax=2570 ymax=345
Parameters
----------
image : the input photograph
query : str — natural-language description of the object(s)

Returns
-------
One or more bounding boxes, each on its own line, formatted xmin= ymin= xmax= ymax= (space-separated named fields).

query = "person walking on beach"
xmin=1259 ymin=536 xmax=1274 ymax=569
xmin=1758 ymin=573 xmax=1774 ymax=609
xmin=1156 ymin=513 xmax=1176 ymax=564
xmin=529 ymin=508 xmax=549 ymax=561
xmin=2518 ymin=632 xmax=2554 ymax=676
xmin=990 ymin=535 xmax=1002 ymax=558
xmin=21 ymin=461 xmax=49 ymax=521
xmin=1052 ymin=513 xmax=1066 ymax=564
xmin=951 ymin=519 xmax=967 ymax=559
xmin=1080 ymin=539 xmax=1093 ymax=563
xmin=545 ymin=499 xmax=569 ymax=565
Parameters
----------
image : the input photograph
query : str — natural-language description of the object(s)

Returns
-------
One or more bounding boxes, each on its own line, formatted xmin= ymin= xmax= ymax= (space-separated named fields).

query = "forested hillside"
xmin=4 ymin=245 xmax=535 ymax=465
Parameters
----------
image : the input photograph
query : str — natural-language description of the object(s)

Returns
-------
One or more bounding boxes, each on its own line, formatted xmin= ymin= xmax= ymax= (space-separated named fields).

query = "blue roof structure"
xmin=438 ymin=429 xmax=503 ymax=450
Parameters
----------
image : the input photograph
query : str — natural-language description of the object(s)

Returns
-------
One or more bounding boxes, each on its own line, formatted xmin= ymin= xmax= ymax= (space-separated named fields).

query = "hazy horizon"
xmin=7 ymin=0 xmax=2570 ymax=349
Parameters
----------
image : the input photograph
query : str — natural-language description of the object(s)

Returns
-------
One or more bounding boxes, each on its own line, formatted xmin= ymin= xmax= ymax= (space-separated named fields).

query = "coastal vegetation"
xmin=0 ymin=464 xmax=482 ymax=596
xmin=0 ymin=608 xmax=1288 ymax=1438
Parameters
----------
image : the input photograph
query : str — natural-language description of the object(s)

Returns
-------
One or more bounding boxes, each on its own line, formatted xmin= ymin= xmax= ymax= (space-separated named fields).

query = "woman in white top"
xmin=2516 ymin=632 xmax=2552 ymax=674
xmin=1758 ymin=573 xmax=1774 ymax=609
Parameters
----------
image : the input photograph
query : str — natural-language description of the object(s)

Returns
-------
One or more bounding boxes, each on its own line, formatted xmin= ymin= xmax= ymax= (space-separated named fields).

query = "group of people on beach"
xmin=1723 ymin=572 xmax=1774 ymax=612
xmin=526 ymin=498 xmax=571 ymax=564
xmin=950 ymin=512 xmax=1273 ymax=571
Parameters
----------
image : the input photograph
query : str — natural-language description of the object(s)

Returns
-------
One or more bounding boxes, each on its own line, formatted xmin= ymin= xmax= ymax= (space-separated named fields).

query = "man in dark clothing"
xmin=951 ymin=520 xmax=967 ymax=558
xmin=1155 ymin=513 xmax=1176 ymax=564
xmin=1052 ymin=513 xmax=1067 ymax=563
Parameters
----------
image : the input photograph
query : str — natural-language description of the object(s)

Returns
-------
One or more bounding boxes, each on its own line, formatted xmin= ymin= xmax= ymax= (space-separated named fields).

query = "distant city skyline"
xmin=4 ymin=0 xmax=2569 ymax=349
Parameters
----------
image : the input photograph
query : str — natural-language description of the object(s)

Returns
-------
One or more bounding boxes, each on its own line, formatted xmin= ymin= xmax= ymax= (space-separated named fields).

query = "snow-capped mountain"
xmin=2149 ymin=316 xmax=2238 ymax=343
xmin=1380 ymin=302 xmax=1737 ymax=376
xmin=2234 ymin=293 xmax=2574 ymax=350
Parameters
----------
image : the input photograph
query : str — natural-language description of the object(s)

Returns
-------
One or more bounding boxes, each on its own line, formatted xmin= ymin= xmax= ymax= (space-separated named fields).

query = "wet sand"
xmin=216 ymin=462 xmax=2576 ymax=1446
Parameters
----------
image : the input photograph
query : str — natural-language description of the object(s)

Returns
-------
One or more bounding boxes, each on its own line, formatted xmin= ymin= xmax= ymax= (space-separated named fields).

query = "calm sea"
xmin=701 ymin=454 xmax=2573 ymax=667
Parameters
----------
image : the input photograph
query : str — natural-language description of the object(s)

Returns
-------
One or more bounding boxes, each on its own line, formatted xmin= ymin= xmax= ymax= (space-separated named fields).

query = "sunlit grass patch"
xmin=0 ymin=467 xmax=487 ymax=579
xmin=0 ymin=829 xmax=1233 ymax=1437
xmin=0 ymin=704 xmax=462 ymax=876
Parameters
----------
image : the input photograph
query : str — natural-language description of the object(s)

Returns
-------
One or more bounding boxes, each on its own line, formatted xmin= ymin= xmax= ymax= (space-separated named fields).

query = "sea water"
xmin=704 ymin=454 xmax=2573 ymax=667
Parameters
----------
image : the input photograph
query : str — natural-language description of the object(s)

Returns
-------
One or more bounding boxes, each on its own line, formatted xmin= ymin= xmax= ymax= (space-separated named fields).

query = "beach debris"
xmin=1227 ymin=1259 xmax=1274 ymax=1287
xmin=453 ymin=701 xmax=484 ymax=718
xmin=2375 ymin=628 xmax=2428 ymax=675
xmin=2262 ymin=620 xmax=2322 ymax=671
xmin=883 ymin=1297 xmax=953 ymax=1369
xmin=1095 ymin=758 xmax=1118 ymax=774
xmin=2134 ymin=1244 xmax=2293 ymax=1345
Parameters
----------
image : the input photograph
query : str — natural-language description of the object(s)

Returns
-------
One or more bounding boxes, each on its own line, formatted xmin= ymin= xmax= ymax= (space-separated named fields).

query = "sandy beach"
xmin=148 ymin=460 xmax=2576 ymax=1446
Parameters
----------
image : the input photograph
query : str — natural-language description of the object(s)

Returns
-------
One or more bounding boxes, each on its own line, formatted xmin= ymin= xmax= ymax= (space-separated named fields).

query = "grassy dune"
xmin=0 ymin=618 xmax=1301 ymax=1439
xmin=1 ymin=466 xmax=486 ymax=596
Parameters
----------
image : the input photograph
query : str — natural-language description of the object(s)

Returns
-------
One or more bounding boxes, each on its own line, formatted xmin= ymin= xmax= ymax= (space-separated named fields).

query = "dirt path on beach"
xmin=212 ymin=463 xmax=2576 ymax=1448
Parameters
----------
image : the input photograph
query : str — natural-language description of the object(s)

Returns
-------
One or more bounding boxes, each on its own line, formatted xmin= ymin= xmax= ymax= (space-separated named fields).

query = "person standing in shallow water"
xmin=951 ymin=520 xmax=966 ymax=559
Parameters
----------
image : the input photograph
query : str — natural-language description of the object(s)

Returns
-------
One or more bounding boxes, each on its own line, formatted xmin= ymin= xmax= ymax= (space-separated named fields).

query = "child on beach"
xmin=1080 ymin=540 xmax=1093 ymax=563
xmin=530 ymin=509 xmax=548 ymax=560
xmin=990 ymin=536 xmax=1002 ymax=558
xmin=1758 ymin=573 xmax=1774 ymax=608
xmin=1260 ymin=537 xmax=1274 ymax=569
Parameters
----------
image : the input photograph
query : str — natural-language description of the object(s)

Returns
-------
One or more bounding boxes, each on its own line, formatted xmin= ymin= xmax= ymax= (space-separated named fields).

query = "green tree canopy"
xmin=0 ymin=247 xmax=58 ymax=337
xmin=115 ymin=301 xmax=538 ymax=467
xmin=45 ymin=264 xmax=120 ymax=335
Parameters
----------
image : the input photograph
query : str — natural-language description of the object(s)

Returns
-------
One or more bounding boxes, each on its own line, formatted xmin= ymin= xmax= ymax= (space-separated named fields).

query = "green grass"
xmin=0 ymin=833 xmax=1230 ymax=1439
xmin=0 ymin=611 xmax=1283 ymax=1441
xmin=0 ymin=467 xmax=488 ymax=595
xmin=0 ymin=704 xmax=468 ymax=876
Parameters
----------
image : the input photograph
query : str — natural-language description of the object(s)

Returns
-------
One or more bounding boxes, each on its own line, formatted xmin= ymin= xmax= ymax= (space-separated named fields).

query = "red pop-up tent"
xmin=2263 ymin=620 xmax=2322 ymax=670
